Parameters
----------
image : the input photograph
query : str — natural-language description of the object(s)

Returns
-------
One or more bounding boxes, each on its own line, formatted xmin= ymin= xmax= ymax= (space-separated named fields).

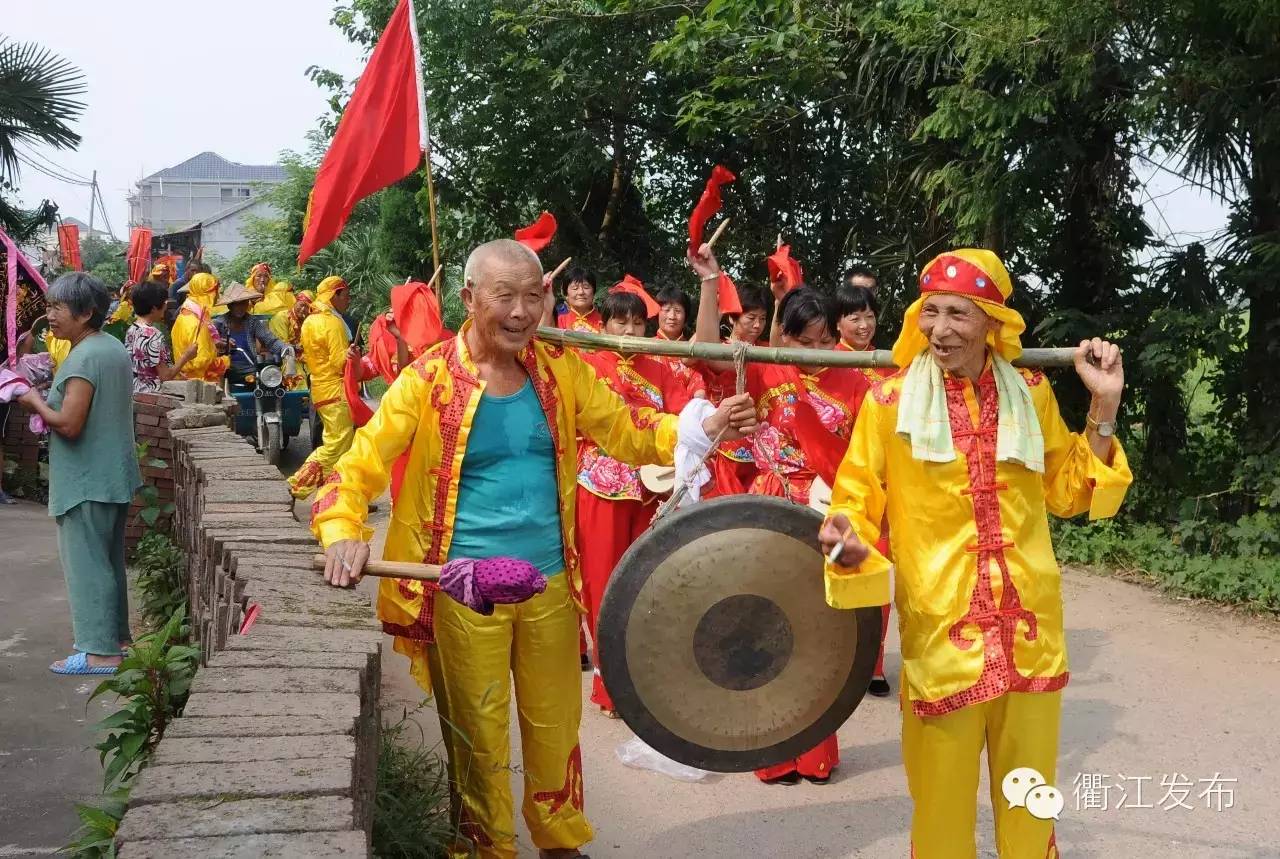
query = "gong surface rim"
xmin=598 ymin=494 xmax=883 ymax=773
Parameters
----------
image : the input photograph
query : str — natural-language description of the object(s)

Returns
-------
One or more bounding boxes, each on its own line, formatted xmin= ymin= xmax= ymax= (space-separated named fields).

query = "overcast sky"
xmin=7 ymin=1 xmax=365 ymax=236
xmin=7 ymin=4 xmax=1229 ymax=255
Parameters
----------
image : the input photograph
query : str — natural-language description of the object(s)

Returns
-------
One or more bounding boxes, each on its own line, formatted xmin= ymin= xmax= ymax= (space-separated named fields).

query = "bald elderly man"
xmin=315 ymin=239 xmax=757 ymax=859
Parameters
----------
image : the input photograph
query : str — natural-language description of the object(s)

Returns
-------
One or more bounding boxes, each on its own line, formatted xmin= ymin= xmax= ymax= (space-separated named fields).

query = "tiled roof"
xmin=140 ymin=151 xmax=286 ymax=184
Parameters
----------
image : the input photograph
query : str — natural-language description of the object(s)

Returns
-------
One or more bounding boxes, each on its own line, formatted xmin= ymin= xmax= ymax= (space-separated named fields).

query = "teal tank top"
xmin=447 ymin=379 xmax=565 ymax=577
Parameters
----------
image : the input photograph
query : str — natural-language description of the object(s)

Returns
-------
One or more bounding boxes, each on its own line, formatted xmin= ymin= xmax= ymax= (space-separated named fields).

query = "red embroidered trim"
xmin=288 ymin=459 xmax=326 ymax=497
xmin=457 ymin=804 xmax=495 ymax=849
xmin=381 ymin=581 xmax=441 ymax=643
xmin=426 ymin=340 xmax=476 ymax=564
xmin=532 ymin=744 xmax=584 ymax=815
xmin=920 ymin=254 xmax=1006 ymax=304
xmin=1019 ymin=367 xmax=1046 ymax=387
xmin=912 ymin=372 xmax=1067 ymax=717
xmin=309 ymin=471 xmax=343 ymax=525
xmin=872 ymin=377 xmax=901 ymax=406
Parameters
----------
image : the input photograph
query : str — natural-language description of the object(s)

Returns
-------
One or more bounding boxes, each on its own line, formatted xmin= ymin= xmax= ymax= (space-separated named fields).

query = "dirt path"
xmin=367 ymin=516 xmax=1280 ymax=859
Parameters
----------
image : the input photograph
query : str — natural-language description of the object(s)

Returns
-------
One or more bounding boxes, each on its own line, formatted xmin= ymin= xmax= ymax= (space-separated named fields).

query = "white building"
xmin=127 ymin=152 xmax=287 ymax=258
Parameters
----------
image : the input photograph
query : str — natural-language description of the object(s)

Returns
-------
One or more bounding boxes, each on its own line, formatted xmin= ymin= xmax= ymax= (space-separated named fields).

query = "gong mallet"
xmin=311 ymin=554 xmax=440 ymax=582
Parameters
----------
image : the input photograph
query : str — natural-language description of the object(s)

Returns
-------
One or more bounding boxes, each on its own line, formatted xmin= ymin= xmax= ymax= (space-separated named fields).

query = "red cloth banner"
xmin=57 ymin=224 xmax=82 ymax=271
xmin=126 ymin=228 xmax=152 ymax=284
xmin=687 ymin=165 xmax=736 ymax=250
xmin=298 ymin=0 xmax=424 ymax=266
xmin=515 ymin=211 xmax=557 ymax=252
xmin=611 ymin=274 xmax=660 ymax=318
xmin=366 ymin=279 xmax=449 ymax=383
xmin=717 ymin=272 xmax=743 ymax=316
xmin=767 ymin=244 xmax=805 ymax=292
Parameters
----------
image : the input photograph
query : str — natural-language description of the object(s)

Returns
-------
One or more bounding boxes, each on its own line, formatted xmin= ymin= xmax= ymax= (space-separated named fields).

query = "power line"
xmin=16 ymin=142 xmax=92 ymax=183
xmin=15 ymin=151 xmax=94 ymax=187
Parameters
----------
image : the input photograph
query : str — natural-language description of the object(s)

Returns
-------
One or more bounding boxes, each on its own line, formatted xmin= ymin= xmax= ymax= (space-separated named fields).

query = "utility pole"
xmin=88 ymin=169 xmax=98 ymax=236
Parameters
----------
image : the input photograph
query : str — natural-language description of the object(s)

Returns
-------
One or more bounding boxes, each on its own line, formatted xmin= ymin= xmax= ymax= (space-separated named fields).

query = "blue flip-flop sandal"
xmin=50 ymin=651 xmax=118 ymax=675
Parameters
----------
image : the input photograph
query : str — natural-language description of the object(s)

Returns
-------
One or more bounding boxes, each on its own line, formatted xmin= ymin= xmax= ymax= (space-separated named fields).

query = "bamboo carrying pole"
xmin=535 ymin=327 xmax=1079 ymax=369
xmin=311 ymin=554 xmax=440 ymax=582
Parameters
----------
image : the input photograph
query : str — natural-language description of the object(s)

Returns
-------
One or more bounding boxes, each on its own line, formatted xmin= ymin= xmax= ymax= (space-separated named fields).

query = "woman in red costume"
xmin=576 ymin=290 xmax=696 ymax=716
xmin=832 ymin=282 xmax=895 ymax=698
xmin=692 ymin=243 xmax=873 ymax=785
xmin=700 ymin=284 xmax=767 ymax=498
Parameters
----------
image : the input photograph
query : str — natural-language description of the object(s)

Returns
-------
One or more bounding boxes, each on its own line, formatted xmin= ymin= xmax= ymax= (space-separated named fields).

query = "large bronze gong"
xmin=597 ymin=495 xmax=883 ymax=772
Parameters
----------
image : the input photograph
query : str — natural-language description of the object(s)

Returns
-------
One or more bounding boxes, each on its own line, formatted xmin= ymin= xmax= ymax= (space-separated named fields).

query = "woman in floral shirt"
xmin=125 ymin=281 xmax=196 ymax=394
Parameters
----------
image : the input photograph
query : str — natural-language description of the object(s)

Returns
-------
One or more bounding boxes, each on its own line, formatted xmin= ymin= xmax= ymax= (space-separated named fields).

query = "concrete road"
xmin=369 ymin=517 xmax=1280 ymax=858
xmin=0 ymin=501 xmax=118 ymax=857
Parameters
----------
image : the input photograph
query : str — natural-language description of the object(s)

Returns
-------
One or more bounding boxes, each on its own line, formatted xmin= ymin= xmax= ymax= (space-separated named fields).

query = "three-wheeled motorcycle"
xmin=225 ymin=345 xmax=313 ymax=465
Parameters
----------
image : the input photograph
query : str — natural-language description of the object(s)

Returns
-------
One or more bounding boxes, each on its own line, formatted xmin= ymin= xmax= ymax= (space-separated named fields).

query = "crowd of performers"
xmin=312 ymin=233 xmax=1129 ymax=859
xmin=10 ymin=233 xmax=1129 ymax=856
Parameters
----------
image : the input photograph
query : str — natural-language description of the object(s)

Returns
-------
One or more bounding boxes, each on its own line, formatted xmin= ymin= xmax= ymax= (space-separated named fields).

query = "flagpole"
xmin=405 ymin=0 xmax=442 ymax=283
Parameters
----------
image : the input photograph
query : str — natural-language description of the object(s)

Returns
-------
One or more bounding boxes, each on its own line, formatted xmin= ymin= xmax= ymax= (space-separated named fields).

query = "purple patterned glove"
xmin=438 ymin=557 xmax=547 ymax=615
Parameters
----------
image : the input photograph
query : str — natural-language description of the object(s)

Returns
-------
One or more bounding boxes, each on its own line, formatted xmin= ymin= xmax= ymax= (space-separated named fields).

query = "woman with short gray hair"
xmin=18 ymin=272 xmax=142 ymax=675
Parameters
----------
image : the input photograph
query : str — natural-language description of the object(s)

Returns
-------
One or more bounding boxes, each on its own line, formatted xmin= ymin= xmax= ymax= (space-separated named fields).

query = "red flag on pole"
xmin=515 ymin=211 xmax=557 ymax=252
xmin=611 ymin=274 xmax=660 ymax=318
xmin=767 ymin=245 xmax=805 ymax=292
xmin=688 ymin=165 xmax=736 ymax=250
xmin=57 ymin=224 xmax=82 ymax=271
xmin=298 ymin=0 xmax=426 ymax=266
xmin=126 ymin=228 xmax=152 ymax=284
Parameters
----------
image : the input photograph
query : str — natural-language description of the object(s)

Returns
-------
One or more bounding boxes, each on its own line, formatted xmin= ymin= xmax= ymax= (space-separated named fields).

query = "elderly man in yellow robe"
xmin=315 ymin=239 xmax=756 ymax=859
xmin=287 ymin=275 xmax=356 ymax=502
xmin=818 ymin=249 xmax=1131 ymax=859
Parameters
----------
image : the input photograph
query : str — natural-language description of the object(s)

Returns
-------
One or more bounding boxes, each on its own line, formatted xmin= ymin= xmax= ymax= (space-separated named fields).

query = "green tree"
xmin=0 ymin=38 xmax=85 ymax=241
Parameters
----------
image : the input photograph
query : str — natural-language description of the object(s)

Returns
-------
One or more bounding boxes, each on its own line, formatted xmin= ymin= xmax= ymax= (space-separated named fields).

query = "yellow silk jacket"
xmin=312 ymin=322 xmax=679 ymax=691
xmin=825 ymin=364 xmax=1132 ymax=717
xmin=299 ymin=303 xmax=350 ymax=406
xmin=171 ymin=274 xmax=228 ymax=382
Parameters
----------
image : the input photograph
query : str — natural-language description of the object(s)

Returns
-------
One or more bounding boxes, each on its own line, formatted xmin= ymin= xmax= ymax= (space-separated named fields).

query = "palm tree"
xmin=0 ymin=37 xmax=86 ymax=242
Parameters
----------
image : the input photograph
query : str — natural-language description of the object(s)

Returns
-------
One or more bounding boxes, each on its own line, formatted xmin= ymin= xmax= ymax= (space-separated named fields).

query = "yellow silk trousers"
xmin=287 ymin=400 xmax=354 ymax=499
xmin=903 ymin=690 xmax=1061 ymax=859
xmin=427 ymin=573 xmax=593 ymax=858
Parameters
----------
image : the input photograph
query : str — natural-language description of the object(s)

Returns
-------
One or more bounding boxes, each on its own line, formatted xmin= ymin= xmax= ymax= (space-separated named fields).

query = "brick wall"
xmin=111 ymin=385 xmax=381 ymax=857
xmin=2 ymin=396 xmax=43 ymax=473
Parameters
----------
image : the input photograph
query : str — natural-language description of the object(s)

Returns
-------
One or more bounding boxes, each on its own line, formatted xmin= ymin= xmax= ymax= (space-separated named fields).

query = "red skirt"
xmin=576 ymin=487 xmax=656 ymax=711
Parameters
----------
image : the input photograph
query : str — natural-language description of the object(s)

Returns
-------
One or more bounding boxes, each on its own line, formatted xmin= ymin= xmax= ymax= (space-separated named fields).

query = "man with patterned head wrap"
xmin=171 ymin=272 xmax=230 ymax=382
xmin=819 ymin=249 xmax=1131 ymax=858
xmin=287 ymin=275 xmax=357 ymax=501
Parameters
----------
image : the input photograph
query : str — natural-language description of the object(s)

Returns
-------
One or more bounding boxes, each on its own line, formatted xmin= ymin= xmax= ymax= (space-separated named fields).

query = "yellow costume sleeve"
xmin=567 ymin=349 xmax=678 ymax=466
xmin=268 ymin=309 xmax=292 ymax=343
xmin=1035 ymin=380 xmax=1132 ymax=520
xmin=824 ymin=397 xmax=894 ymax=609
xmin=171 ymin=313 xmax=228 ymax=382
xmin=312 ymin=363 xmax=428 ymax=547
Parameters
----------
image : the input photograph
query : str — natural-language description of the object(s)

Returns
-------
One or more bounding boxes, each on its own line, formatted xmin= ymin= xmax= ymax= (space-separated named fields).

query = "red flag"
xmin=717 ymin=273 xmax=743 ymax=316
xmin=367 ymin=280 xmax=449 ymax=382
xmin=611 ymin=274 xmax=660 ymax=318
xmin=688 ymin=165 xmax=736 ymax=250
xmin=57 ymin=224 xmax=82 ymax=271
xmin=344 ymin=357 xmax=377 ymax=428
xmin=767 ymin=244 xmax=805 ymax=292
xmin=126 ymin=228 xmax=152 ymax=284
xmin=515 ymin=211 xmax=557 ymax=252
xmin=298 ymin=0 xmax=426 ymax=266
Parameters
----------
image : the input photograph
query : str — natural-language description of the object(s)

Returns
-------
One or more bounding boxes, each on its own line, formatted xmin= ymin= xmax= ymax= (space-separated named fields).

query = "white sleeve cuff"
xmin=675 ymin=399 xmax=717 ymax=506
